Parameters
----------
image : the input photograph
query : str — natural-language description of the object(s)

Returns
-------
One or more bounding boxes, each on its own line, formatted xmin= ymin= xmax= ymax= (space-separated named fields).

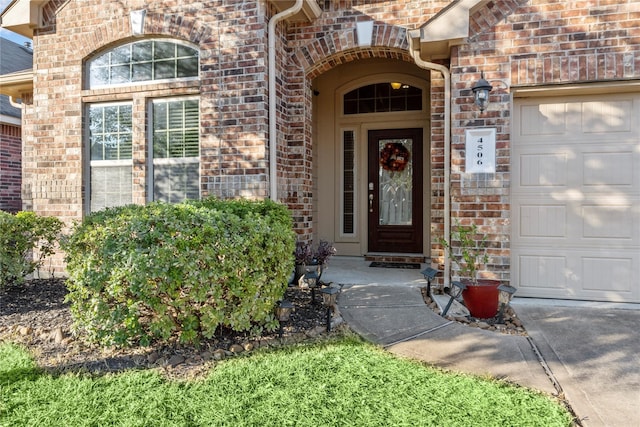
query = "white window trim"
xmin=147 ymin=96 xmax=201 ymax=203
xmin=85 ymin=101 xmax=134 ymax=214
xmin=86 ymin=38 xmax=200 ymax=90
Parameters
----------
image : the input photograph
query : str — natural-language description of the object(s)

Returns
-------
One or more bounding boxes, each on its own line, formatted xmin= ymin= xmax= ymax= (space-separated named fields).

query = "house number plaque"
xmin=465 ymin=128 xmax=496 ymax=174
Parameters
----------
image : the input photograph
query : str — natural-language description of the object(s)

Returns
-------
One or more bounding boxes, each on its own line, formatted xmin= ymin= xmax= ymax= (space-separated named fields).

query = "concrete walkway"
xmin=323 ymin=257 xmax=640 ymax=427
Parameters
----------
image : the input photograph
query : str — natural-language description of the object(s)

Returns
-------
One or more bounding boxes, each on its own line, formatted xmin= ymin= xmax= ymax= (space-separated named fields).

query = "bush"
xmin=0 ymin=211 xmax=63 ymax=288
xmin=63 ymin=198 xmax=296 ymax=347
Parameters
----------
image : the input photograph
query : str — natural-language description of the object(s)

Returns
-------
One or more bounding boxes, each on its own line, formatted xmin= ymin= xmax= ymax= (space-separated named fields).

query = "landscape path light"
xmin=497 ymin=284 xmax=517 ymax=323
xmin=442 ymin=280 xmax=466 ymax=317
xmin=320 ymin=286 xmax=339 ymax=332
xmin=275 ymin=299 xmax=294 ymax=338
xmin=421 ymin=267 xmax=439 ymax=297
xmin=302 ymin=269 xmax=320 ymax=304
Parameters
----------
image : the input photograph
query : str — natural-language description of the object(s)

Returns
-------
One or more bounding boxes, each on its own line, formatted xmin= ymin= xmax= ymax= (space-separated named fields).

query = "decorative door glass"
xmin=378 ymin=138 xmax=413 ymax=225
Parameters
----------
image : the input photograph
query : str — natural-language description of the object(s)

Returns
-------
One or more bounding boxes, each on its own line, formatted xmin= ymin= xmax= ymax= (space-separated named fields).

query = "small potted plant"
xmin=292 ymin=239 xmax=336 ymax=285
xmin=438 ymin=220 xmax=500 ymax=318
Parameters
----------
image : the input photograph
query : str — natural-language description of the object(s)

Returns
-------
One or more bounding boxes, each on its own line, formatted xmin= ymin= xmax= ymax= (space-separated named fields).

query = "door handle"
xmin=369 ymin=194 xmax=373 ymax=212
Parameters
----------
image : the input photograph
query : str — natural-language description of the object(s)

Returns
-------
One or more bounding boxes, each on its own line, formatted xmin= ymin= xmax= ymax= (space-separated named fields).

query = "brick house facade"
xmin=1 ymin=0 xmax=638 ymax=302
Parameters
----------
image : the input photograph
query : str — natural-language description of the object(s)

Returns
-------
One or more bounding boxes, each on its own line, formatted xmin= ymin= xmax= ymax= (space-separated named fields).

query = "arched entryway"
xmin=311 ymin=57 xmax=431 ymax=259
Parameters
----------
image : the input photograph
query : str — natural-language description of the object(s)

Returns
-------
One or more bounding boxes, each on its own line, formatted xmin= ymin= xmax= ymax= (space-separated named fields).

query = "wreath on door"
xmin=379 ymin=142 xmax=410 ymax=172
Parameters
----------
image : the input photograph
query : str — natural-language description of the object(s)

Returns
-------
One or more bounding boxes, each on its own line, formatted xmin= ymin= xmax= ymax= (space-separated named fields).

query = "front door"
xmin=368 ymin=128 xmax=423 ymax=253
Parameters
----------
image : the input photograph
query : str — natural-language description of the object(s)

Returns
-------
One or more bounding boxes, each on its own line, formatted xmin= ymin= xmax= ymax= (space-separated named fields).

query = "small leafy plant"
xmin=294 ymin=240 xmax=336 ymax=266
xmin=438 ymin=220 xmax=489 ymax=285
xmin=0 ymin=211 xmax=63 ymax=287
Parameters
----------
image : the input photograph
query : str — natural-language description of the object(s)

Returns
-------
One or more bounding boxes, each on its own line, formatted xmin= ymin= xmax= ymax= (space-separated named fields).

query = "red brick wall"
xmin=444 ymin=0 xmax=640 ymax=282
xmin=23 ymin=0 xmax=640 ymax=279
xmin=0 ymin=124 xmax=22 ymax=213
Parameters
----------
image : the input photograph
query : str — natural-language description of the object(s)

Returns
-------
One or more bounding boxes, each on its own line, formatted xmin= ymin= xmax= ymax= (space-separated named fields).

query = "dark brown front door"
xmin=368 ymin=128 xmax=423 ymax=253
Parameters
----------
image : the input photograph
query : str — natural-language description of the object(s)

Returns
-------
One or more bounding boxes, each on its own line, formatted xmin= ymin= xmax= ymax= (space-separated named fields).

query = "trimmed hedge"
xmin=0 ymin=211 xmax=63 ymax=288
xmin=63 ymin=198 xmax=296 ymax=347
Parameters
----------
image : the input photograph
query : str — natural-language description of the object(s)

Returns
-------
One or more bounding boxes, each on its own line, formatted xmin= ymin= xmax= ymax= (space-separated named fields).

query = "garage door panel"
xmin=582 ymin=205 xmax=635 ymax=240
xmin=514 ymin=199 xmax=638 ymax=246
xmin=519 ymin=153 xmax=568 ymax=187
xmin=513 ymin=93 xmax=639 ymax=303
xmin=583 ymin=152 xmax=634 ymax=186
xmin=519 ymin=204 xmax=567 ymax=237
xmin=514 ymin=248 xmax=639 ymax=301
xmin=582 ymin=100 xmax=633 ymax=134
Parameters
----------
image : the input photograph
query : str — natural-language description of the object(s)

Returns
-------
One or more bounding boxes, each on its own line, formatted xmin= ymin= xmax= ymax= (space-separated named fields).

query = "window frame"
xmin=86 ymin=38 xmax=199 ymax=90
xmin=84 ymin=101 xmax=135 ymax=213
xmin=147 ymin=96 xmax=201 ymax=203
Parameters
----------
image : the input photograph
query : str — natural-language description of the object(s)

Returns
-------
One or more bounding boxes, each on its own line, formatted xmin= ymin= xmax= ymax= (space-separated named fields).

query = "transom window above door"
xmin=87 ymin=39 xmax=199 ymax=88
xmin=343 ymin=83 xmax=422 ymax=115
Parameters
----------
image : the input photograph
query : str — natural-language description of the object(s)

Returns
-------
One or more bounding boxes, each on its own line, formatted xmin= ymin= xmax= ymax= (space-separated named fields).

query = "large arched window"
xmin=87 ymin=39 xmax=198 ymax=88
xmin=85 ymin=39 xmax=200 ymax=212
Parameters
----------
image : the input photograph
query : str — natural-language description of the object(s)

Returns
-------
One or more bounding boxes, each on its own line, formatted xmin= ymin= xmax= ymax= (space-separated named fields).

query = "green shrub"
xmin=0 ymin=211 xmax=63 ymax=288
xmin=63 ymin=198 xmax=296 ymax=347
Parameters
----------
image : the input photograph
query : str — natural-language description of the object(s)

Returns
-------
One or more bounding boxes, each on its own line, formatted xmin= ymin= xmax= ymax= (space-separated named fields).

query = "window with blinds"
xmin=85 ymin=39 xmax=201 ymax=213
xmin=88 ymin=103 xmax=133 ymax=212
xmin=151 ymin=98 xmax=200 ymax=203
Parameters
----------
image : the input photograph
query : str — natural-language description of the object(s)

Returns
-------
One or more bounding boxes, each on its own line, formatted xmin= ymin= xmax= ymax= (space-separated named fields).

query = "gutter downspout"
xmin=8 ymin=96 xmax=23 ymax=109
xmin=407 ymin=41 xmax=452 ymax=288
xmin=267 ymin=0 xmax=304 ymax=201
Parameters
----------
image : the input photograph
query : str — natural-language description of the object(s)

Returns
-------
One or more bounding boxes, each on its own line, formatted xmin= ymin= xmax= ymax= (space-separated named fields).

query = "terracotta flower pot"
xmin=461 ymin=279 xmax=500 ymax=319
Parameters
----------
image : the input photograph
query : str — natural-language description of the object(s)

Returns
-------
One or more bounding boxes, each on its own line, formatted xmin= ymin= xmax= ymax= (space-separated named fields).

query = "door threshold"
xmin=364 ymin=253 xmax=427 ymax=264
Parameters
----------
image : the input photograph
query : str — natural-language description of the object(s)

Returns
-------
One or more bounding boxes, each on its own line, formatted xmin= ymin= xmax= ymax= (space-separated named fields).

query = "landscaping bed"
xmin=0 ymin=278 xmax=334 ymax=379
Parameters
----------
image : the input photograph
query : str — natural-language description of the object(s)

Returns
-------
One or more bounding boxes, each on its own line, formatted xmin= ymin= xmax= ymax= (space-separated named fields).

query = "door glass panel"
xmin=378 ymin=138 xmax=412 ymax=225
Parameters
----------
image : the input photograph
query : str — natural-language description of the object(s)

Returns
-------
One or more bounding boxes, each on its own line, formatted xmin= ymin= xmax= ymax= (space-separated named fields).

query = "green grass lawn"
xmin=0 ymin=337 xmax=572 ymax=427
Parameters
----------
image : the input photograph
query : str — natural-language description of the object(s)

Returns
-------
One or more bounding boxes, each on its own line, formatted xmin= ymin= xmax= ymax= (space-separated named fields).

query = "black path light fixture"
xmin=471 ymin=71 xmax=493 ymax=112
xmin=275 ymin=299 xmax=294 ymax=338
xmin=441 ymin=280 xmax=467 ymax=317
xmin=421 ymin=267 xmax=439 ymax=298
xmin=320 ymin=286 xmax=340 ymax=332
xmin=497 ymin=284 xmax=517 ymax=323
xmin=302 ymin=269 xmax=320 ymax=304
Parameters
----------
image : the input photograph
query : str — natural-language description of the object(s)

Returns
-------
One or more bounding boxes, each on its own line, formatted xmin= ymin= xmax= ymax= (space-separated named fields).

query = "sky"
xmin=0 ymin=0 xmax=32 ymax=46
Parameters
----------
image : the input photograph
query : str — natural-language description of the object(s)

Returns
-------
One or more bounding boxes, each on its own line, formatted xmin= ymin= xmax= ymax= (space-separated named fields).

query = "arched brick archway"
xmin=282 ymin=23 xmax=441 ymax=243
xmin=292 ymin=23 xmax=413 ymax=79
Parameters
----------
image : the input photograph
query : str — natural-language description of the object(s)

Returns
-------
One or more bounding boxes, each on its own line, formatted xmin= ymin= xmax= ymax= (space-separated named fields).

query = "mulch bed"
xmin=0 ymin=279 xmax=336 ymax=379
xmin=420 ymin=287 xmax=527 ymax=335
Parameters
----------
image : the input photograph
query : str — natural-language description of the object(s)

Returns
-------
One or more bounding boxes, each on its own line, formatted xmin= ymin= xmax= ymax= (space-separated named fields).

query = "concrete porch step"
xmin=364 ymin=253 xmax=427 ymax=264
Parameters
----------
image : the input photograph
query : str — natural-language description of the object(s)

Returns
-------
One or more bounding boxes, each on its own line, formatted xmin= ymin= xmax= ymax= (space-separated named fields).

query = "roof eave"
xmin=0 ymin=69 xmax=34 ymax=99
xmin=0 ymin=0 xmax=49 ymax=38
xmin=270 ymin=0 xmax=321 ymax=23
xmin=408 ymin=0 xmax=490 ymax=61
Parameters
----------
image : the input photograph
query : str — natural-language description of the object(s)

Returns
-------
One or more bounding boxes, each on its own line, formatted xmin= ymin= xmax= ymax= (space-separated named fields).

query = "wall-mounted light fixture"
xmin=390 ymin=82 xmax=402 ymax=90
xmin=471 ymin=71 xmax=492 ymax=112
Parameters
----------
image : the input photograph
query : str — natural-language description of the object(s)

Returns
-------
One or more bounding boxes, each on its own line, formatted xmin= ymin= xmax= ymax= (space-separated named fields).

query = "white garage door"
xmin=512 ymin=93 xmax=640 ymax=303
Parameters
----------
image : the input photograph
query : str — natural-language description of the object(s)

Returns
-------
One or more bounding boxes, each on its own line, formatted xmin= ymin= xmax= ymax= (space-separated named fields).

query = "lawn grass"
xmin=0 ymin=337 xmax=572 ymax=426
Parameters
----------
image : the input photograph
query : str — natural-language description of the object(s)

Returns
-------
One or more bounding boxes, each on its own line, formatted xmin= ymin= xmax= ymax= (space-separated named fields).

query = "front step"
xmin=364 ymin=253 xmax=427 ymax=264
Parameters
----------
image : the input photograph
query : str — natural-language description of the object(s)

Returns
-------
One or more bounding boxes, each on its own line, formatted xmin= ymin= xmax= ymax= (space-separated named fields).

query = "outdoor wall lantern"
xmin=471 ymin=71 xmax=493 ymax=112
xmin=320 ymin=286 xmax=339 ymax=332
xmin=275 ymin=299 xmax=294 ymax=338
xmin=497 ymin=284 xmax=517 ymax=323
